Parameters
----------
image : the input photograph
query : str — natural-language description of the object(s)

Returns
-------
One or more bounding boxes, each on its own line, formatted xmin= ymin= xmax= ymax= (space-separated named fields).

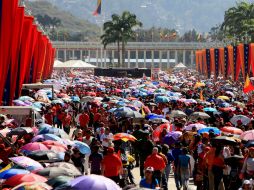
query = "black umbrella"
xmin=27 ymin=150 xmax=62 ymax=162
xmin=245 ymin=140 xmax=254 ymax=148
xmin=47 ymin=176 xmax=73 ymax=188
xmin=211 ymin=136 xmax=237 ymax=145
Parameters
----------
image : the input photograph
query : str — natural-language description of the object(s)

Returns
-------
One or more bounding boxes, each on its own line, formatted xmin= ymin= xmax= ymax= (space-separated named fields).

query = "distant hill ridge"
xmin=25 ymin=0 xmax=100 ymax=40
xmin=30 ymin=0 xmax=240 ymax=32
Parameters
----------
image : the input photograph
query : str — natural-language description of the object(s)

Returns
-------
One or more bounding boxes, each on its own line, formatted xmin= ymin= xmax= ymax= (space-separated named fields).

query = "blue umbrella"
xmin=71 ymin=96 xmax=80 ymax=102
xmin=38 ymin=127 xmax=70 ymax=140
xmin=219 ymin=102 xmax=230 ymax=108
xmin=73 ymin=141 xmax=91 ymax=154
xmin=198 ymin=127 xmax=221 ymax=135
xmin=146 ymin=113 xmax=164 ymax=120
xmin=155 ymin=96 xmax=170 ymax=103
xmin=203 ymin=107 xmax=217 ymax=112
xmin=0 ymin=169 xmax=30 ymax=179
xmin=108 ymin=108 xmax=117 ymax=113
xmin=31 ymin=134 xmax=64 ymax=143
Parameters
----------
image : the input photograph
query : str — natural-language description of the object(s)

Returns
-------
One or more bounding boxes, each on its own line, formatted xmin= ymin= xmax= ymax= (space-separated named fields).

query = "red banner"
xmin=0 ymin=0 xmax=19 ymax=104
xmin=9 ymin=7 xmax=24 ymax=104
xmin=16 ymin=16 xmax=34 ymax=97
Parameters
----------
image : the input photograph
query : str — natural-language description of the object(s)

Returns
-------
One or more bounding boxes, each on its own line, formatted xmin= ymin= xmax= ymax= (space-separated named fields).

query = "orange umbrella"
xmin=113 ymin=133 xmax=137 ymax=142
xmin=220 ymin=127 xmax=243 ymax=135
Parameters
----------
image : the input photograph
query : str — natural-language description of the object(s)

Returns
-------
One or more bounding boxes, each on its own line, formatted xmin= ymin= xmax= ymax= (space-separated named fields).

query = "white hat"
xmin=243 ymin=180 xmax=251 ymax=185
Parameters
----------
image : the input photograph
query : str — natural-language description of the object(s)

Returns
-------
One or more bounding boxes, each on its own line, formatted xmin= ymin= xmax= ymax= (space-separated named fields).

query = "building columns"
xmin=80 ymin=50 xmax=83 ymax=60
xmin=191 ymin=51 xmax=194 ymax=67
xmin=64 ymin=50 xmax=67 ymax=61
xmin=175 ymin=50 xmax=178 ymax=65
xmin=126 ymin=50 xmax=130 ymax=68
xmin=136 ymin=50 xmax=138 ymax=68
xmin=159 ymin=51 xmax=162 ymax=69
xmin=96 ymin=49 xmax=99 ymax=66
xmin=144 ymin=50 xmax=146 ymax=68
xmin=167 ymin=50 xmax=170 ymax=69
xmin=151 ymin=51 xmax=154 ymax=68
xmin=183 ymin=50 xmax=186 ymax=65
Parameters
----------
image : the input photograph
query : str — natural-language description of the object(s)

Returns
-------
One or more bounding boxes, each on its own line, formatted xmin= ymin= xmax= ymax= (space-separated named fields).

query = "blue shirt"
xmin=179 ymin=155 xmax=190 ymax=168
xmin=140 ymin=178 xmax=159 ymax=189
xmin=172 ymin=148 xmax=182 ymax=167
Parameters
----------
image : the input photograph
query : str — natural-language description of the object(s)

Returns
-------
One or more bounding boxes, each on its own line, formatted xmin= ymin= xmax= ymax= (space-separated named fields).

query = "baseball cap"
xmin=243 ymin=180 xmax=251 ymax=185
xmin=145 ymin=166 xmax=154 ymax=172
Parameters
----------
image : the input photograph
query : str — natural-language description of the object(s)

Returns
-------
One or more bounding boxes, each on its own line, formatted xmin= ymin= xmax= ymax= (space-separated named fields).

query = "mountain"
xmin=25 ymin=0 xmax=100 ymax=40
xmin=28 ymin=0 xmax=242 ymax=33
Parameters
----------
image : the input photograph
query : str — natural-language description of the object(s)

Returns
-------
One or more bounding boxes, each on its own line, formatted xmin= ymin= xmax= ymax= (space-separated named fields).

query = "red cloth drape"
xmin=249 ymin=43 xmax=254 ymax=76
xmin=227 ymin=45 xmax=234 ymax=79
xmin=9 ymin=7 xmax=24 ymax=104
xmin=16 ymin=16 xmax=34 ymax=97
xmin=0 ymin=0 xmax=18 ymax=104
xmin=219 ymin=48 xmax=225 ymax=76
xmin=210 ymin=48 xmax=215 ymax=75
xmin=24 ymin=25 xmax=38 ymax=84
xmin=235 ymin=44 xmax=244 ymax=81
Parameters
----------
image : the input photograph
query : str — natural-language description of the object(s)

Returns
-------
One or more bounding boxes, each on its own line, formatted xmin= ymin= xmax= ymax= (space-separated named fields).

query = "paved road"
xmin=132 ymin=167 xmax=196 ymax=190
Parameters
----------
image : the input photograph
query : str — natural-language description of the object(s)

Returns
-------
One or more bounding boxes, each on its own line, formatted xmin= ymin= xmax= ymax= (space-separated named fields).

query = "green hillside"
xmin=25 ymin=0 xmax=100 ymax=41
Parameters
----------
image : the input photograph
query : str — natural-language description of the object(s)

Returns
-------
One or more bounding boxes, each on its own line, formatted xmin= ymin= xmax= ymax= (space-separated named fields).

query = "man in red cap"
xmin=101 ymin=147 xmax=123 ymax=183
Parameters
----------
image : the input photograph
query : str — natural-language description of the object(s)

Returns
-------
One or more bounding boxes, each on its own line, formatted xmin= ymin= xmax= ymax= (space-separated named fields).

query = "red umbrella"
xmin=221 ymin=127 xmax=243 ymax=135
xmin=4 ymin=173 xmax=47 ymax=187
xmin=113 ymin=133 xmax=137 ymax=142
xmin=152 ymin=123 xmax=172 ymax=142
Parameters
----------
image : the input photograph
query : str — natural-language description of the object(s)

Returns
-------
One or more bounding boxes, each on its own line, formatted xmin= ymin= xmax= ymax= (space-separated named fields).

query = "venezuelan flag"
xmin=243 ymin=75 xmax=254 ymax=94
xmin=93 ymin=0 xmax=101 ymax=16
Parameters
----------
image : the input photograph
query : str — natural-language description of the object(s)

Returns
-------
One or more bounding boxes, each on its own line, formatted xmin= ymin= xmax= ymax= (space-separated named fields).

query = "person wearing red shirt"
xmin=144 ymin=147 xmax=166 ymax=184
xmin=44 ymin=110 xmax=53 ymax=125
xmin=62 ymin=111 xmax=72 ymax=134
xmin=101 ymin=147 xmax=123 ymax=183
xmin=79 ymin=111 xmax=90 ymax=129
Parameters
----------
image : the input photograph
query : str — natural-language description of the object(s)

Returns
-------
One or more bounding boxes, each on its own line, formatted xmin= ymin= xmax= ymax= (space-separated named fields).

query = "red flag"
xmin=0 ymin=0 xmax=19 ymax=104
xmin=243 ymin=75 xmax=254 ymax=94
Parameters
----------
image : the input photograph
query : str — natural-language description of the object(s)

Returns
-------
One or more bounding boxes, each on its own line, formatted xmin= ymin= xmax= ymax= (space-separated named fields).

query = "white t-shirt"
xmin=100 ymin=133 xmax=113 ymax=147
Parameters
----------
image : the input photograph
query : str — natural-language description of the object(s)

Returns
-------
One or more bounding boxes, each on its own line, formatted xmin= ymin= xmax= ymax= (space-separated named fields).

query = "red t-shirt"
xmin=144 ymin=153 xmax=166 ymax=171
xmin=102 ymin=153 xmax=122 ymax=177
xmin=44 ymin=113 xmax=53 ymax=125
xmin=94 ymin=113 xmax=101 ymax=122
xmin=62 ymin=114 xmax=72 ymax=126
xmin=79 ymin=113 xmax=89 ymax=127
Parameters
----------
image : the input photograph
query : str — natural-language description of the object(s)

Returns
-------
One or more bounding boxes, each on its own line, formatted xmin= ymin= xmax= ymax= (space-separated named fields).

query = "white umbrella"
xmin=230 ymin=115 xmax=251 ymax=126
xmin=170 ymin=110 xmax=187 ymax=118
xmin=190 ymin=112 xmax=210 ymax=120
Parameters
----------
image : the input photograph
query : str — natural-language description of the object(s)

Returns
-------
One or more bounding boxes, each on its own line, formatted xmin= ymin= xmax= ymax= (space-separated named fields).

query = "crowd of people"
xmin=0 ymin=69 xmax=254 ymax=190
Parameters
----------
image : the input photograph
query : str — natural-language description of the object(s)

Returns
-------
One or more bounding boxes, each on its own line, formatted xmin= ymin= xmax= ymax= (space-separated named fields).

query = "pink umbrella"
xmin=221 ymin=127 xmax=243 ymax=135
xmin=240 ymin=130 xmax=254 ymax=141
xmin=50 ymin=145 xmax=67 ymax=152
xmin=20 ymin=142 xmax=49 ymax=153
xmin=41 ymin=140 xmax=67 ymax=149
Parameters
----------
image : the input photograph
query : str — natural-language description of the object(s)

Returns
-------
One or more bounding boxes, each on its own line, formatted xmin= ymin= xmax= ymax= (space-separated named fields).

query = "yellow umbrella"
xmin=217 ymin=96 xmax=230 ymax=101
xmin=194 ymin=82 xmax=205 ymax=89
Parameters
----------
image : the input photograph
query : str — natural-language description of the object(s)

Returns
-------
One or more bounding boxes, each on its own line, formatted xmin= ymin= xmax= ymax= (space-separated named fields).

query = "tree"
xmin=101 ymin=11 xmax=142 ymax=67
xmin=221 ymin=1 xmax=254 ymax=42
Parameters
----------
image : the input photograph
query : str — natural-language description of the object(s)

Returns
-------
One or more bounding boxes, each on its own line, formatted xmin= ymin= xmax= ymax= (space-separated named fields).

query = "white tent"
xmin=53 ymin=60 xmax=63 ymax=67
xmin=174 ymin=62 xmax=187 ymax=69
xmin=54 ymin=60 xmax=97 ymax=69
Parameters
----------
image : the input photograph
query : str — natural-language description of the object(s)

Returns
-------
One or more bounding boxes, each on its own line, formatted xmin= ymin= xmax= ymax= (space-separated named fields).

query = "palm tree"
xmin=101 ymin=11 xmax=142 ymax=67
xmin=221 ymin=2 xmax=254 ymax=42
